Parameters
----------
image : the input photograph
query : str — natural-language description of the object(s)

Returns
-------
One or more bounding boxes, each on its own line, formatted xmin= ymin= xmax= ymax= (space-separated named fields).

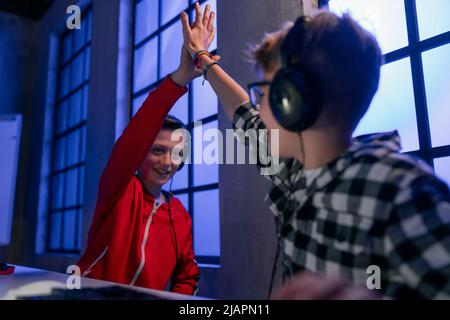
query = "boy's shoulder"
xmin=345 ymin=150 xmax=449 ymax=201
xmin=165 ymin=193 xmax=192 ymax=220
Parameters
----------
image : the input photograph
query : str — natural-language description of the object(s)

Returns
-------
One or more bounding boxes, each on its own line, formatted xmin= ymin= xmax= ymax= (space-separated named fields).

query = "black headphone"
xmin=268 ymin=16 xmax=324 ymax=132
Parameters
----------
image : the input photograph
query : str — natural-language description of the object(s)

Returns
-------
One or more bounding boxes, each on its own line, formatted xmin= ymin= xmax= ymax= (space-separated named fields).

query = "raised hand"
xmin=172 ymin=2 xmax=218 ymax=86
xmin=181 ymin=2 xmax=215 ymax=58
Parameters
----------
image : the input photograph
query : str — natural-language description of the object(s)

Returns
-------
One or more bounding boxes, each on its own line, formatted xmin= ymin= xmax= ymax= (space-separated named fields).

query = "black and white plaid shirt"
xmin=233 ymin=102 xmax=450 ymax=299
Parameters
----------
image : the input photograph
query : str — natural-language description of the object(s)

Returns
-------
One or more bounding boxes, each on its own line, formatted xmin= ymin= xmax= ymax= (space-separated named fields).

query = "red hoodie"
xmin=77 ymin=75 xmax=200 ymax=295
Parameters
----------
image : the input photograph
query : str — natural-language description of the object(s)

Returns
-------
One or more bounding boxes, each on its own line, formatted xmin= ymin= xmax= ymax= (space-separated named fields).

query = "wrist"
xmin=198 ymin=54 xmax=213 ymax=69
xmin=171 ymin=68 xmax=191 ymax=87
xmin=190 ymin=47 xmax=206 ymax=59
xmin=193 ymin=50 xmax=211 ymax=68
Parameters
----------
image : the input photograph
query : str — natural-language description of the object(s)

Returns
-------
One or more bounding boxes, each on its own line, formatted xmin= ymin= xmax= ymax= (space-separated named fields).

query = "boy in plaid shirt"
xmin=182 ymin=5 xmax=450 ymax=299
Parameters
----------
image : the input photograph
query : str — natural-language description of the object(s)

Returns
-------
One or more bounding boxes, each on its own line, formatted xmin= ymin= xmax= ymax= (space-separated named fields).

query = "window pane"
xmin=354 ymin=58 xmax=419 ymax=152
xmin=66 ymin=130 xmax=80 ymax=166
xmin=434 ymin=157 xmax=450 ymax=187
xmin=69 ymin=90 xmax=82 ymax=127
xmin=328 ymin=0 xmax=408 ymax=54
xmin=134 ymin=0 xmax=159 ymax=44
xmin=175 ymin=193 xmax=189 ymax=211
xmin=132 ymin=93 xmax=148 ymax=116
xmin=49 ymin=212 xmax=62 ymax=250
xmin=160 ymin=20 xmax=183 ymax=77
xmin=163 ymin=162 xmax=188 ymax=191
xmin=59 ymin=66 xmax=70 ymax=98
xmin=133 ymin=37 xmax=158 ymax=93
xmin=70 ymin=53 xmax=84 ymax=90
xmin=193 ymin=120 xmax=219 ymax=186
xmin=61 ymin=33 xmax=72 ymax=63
xmin=162 ymin=0 xmax=188 ymax=26
xmin=65 ymin=168 xmax=78 ymax=207
xmin=193 ymin=189 xmax=220 ymax=256
xmin=56 ymin=101 xmax=68 ymax=134
xmin=416 ymin=0 xmax=450 ymax=40
xmin=51 ymin=173 xmax=64 ymax=210
xmin=168 ymin=93 xmax=189 ymax=124
xmin=193 ymin=77 xmax=217 ymax=121
xmin=422 ymin=43 xmax=450 ymax=148
xmin=63 ymin=210 xmax=77 ymax=250
xmin=53 ymin=137 xmax=66 ymax=171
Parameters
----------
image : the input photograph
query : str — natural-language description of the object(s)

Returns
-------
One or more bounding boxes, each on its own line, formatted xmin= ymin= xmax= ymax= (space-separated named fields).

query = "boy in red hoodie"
xmin=77 ymin=4 xmax=217 ymax=295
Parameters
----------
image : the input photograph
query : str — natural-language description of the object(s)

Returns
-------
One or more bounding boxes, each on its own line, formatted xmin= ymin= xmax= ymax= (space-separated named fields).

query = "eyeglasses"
xmin=247 ymin=80 xmax=271 ymax=109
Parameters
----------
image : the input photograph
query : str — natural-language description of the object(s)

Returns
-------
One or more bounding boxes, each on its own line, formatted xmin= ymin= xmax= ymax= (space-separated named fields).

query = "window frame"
xmin=46 ymin=6 xmax=92 ymax=254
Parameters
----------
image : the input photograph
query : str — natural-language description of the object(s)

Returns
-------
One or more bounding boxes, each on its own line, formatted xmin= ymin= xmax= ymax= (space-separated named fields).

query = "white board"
xmin=0 ymin=114 xmax=22 ymax=246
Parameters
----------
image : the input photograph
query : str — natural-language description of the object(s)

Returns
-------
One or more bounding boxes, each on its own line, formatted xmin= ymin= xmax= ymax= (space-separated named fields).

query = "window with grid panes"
xmin=132 ymin=0 xmax=220 ymax=265
xmin=47 ymin=9 xmax=92 ymax=253
xmin=324 ymin=0 xmax=450 ymax=186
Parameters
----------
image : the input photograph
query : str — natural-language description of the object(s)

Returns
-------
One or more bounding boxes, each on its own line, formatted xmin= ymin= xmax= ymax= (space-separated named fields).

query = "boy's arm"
xmin=96 ymin=48 xmax=200 ymax=206
xmin=96 ymin=75 xmax=187 ymax=206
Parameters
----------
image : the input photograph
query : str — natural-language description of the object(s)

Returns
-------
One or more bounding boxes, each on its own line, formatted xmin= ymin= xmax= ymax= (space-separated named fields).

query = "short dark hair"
xmin=161 ymin=114 xmax=186 ymax=131
xmin=282 ymin=11 xmax=383 ymax=130
xmin=246 ymin=21 xmax=294 ymax=73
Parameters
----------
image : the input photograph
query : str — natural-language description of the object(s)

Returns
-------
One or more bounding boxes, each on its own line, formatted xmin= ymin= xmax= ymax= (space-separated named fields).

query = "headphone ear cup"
xmin=269 ymin=68 xmax=321 ymax=132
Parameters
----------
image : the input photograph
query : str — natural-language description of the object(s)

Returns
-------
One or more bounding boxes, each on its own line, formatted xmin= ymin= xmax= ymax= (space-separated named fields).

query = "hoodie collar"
xmin=141 ymin=184 xmax=174 ymax=208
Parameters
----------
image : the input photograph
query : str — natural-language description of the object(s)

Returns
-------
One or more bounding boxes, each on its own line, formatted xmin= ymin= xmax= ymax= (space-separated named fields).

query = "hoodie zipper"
xmin=82 ymin=246 xmax=109 ymax=277
xmin=129 ymin=200 xmax=160 ymax=285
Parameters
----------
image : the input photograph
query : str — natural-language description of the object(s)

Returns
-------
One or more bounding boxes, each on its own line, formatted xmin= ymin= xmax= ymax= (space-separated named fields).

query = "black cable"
xmin=267 ymin=229 xmax=281 ymax=299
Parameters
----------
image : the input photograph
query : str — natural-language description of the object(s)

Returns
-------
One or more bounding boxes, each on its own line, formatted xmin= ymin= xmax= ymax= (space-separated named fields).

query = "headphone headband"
xmin=281 ymin=16 xmax=309 ymax=68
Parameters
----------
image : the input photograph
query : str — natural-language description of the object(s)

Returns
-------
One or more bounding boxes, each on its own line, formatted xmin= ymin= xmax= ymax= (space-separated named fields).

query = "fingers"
xmin=202 ymin=4 xmax=210 ymax=25
xmin=180 ymin=11 xmax=191 ymax=38
xmin=207 ymin=27 xmax=215 ymax=46
xmin=207 ymin=11 xmax=215 ymax=32
xmin=212 ymin=55 xmax=221 ymax=61
xmin=194 ymin=2 xmax=202 ymax=26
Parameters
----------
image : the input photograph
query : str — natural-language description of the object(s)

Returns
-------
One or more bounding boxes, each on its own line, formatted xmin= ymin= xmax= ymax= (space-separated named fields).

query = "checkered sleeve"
xmin=386 ymin=173 xmax=450 ymax=299
xmin=232 ymin=102 xmax=283 ymax=179
xmin=232 ymin=101 xmax=266 ymax=132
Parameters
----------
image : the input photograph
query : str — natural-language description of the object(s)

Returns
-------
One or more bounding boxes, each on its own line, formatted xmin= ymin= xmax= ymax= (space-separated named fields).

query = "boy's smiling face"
xmin=138 ymin=129 xmax=182 ymax=187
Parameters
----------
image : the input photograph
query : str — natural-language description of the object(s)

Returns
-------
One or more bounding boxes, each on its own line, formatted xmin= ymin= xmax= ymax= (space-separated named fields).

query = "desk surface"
xmin=0 ymin=265 xmax=206 ymax=300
